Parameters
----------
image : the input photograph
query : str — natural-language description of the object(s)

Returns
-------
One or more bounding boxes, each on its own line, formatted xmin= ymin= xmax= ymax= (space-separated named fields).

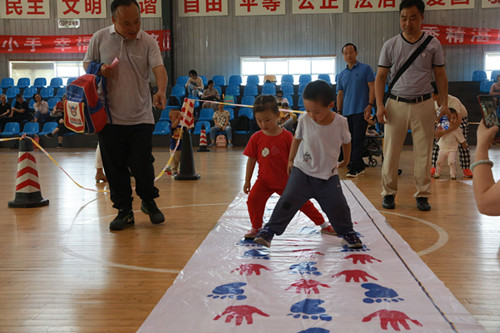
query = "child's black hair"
xmin=449 ymin=107 xmax=457 ymax=115
xmin=253 ymin=95 xmax=279 ymax=116
xmin=302 ymin=80 xmax=334 ymax=107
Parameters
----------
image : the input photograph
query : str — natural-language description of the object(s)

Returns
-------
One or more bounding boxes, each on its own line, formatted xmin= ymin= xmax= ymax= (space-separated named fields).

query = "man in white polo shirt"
xmin=84 ymin=0 xmax=168 ymax=230
xmin=375 ymin=0 xmax=449 ymax=211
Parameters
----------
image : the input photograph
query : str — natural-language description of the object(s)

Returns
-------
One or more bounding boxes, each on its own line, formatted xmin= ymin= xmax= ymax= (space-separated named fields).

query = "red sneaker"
xmin=320 ymin=224 xmax=337 ymax=236
xmin=244 ymin=228 xmax=259 ymax=239
xmin=463 ymin=168 xmax=473 ymax=178
xmin=430 ymin=167 xmax=436 ymax=176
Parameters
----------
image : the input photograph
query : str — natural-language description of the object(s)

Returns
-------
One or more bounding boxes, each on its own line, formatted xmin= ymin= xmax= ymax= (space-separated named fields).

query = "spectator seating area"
xmin=472 ymin=70 xmax=500 ymax=93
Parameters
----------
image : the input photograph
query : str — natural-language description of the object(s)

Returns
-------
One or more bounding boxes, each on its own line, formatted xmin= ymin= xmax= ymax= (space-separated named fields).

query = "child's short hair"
xmin=449 ymin=107 xmax=457 ymax=115
xmin=253 ymin=95 xmax=279 ymax=115
xmin=302 ymin=80 xmax=334 ymax=107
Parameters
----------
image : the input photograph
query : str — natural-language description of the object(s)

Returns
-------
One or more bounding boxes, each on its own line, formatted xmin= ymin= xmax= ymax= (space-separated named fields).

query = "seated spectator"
xmin=0 ymin=94 xmax=11 ymax=131
xmin=51 ymin=94 xmax=66 ymax=121
xmin=33 ymin=93 xmax=50 ymax=125
xmin=45 ymin=113 xmax=70 ymax=148
xmin=209 ymin=102 xmax=233 ymax=148
xmin=201 ymin=80 xmax=220 ymax=110
xmin=185 ymin=69 xmax=204 ymax=97
xmin=275 ymin=90 xmax=289 ymax=106
xmin=279 ymin=102 xmax=297 ymax=133
xmin=472 ymin=120 xmax=500 ymax=215
xmin=10 ymin=94 xmax=32 ymax=125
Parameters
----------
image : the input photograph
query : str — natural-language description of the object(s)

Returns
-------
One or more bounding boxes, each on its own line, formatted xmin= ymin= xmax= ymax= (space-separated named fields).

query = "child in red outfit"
xmin=243 ymin=95 xmax=335 ymax=239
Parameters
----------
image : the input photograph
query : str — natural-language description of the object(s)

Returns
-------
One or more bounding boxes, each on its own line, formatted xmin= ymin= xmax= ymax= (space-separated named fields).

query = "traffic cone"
xmin=175 ymin=128 xmax=200 ymax=180
xmin=197 ymin=124 xmax=210 ymax=152
xmin=9 ymin=138 xmax=49 ymax=208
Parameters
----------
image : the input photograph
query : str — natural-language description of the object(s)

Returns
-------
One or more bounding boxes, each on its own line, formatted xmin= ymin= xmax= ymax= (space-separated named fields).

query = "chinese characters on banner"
xmin=422 ymin=24 xmax=500 ymax=45
xmin=56 ymin=0 xmax=107 ymax=19
xmin=0 ymin=30 xmax=171 ymax=53
xmin=292 ymin=0 xmax=343 ymax=14
xmin=178 ymin=0 xmax=228 ymax=17
xmin=482 ymin=0 xmax=500 ymax=8
xmin=349 ymin=0 xmax=397 ymax=12
xmin=425 ymin=0 xmax=474 ymax=10
xmin=0 ymin=0 xmax=50 ymax=19
xmin=235 ymin=0 xmax=285 ymax=16
xmin=138 ymin=0 xmax=162 ymax=18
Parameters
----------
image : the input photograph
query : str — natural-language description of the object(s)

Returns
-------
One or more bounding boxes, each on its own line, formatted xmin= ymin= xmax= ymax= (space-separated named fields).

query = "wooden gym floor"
xmin=0 ymin=144 xmax=498 ymax=332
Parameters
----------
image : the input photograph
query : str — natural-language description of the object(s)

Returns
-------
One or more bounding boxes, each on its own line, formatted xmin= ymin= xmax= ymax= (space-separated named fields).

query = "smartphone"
xmin=477 ymin=95 xmax=500 ymax=128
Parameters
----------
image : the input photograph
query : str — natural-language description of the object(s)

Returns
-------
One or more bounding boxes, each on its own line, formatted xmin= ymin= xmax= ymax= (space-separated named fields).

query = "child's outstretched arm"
xmin=338 ymin=143 xmax=351 ymax=169
xmin=244 ymin=157 xmax=257 ymax=194
xmin=288 ymin=138 xmax=302 ymax=174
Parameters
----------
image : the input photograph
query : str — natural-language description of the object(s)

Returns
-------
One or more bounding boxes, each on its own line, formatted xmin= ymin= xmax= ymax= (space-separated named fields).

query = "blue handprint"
xmin=242 ymin=249 xmax=270 ymax=260
xmin=236 ymin=238 xmax=261 ymax=247
xmin=207 ymin=282 xmax=247 ymax=300
xmin=298 ymin=329 xmax=330 ymax=333
xmin=299 ymin=226 xmax=320 ymax=235
xmin=288 ymin=299 xmax=332 ymax=321
xmin=290 ymin=262 xmax=321 ymax=276
xmin=361 ymin=283 xmax=404 ymax=304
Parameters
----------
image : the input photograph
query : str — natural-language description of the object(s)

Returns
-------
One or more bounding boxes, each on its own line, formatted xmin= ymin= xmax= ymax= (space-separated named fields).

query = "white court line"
xmin=380 ymin=211 xmax=449 ymax=256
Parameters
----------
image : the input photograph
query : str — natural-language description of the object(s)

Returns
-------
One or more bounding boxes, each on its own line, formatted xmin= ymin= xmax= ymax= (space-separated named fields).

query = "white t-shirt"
xmin=438 ymin=127 xmax=465 ymax=151
xmin=434 ymin=94 xmax=468 ymax=118
xmin=294 ymin=113 xmax=351 ymax=180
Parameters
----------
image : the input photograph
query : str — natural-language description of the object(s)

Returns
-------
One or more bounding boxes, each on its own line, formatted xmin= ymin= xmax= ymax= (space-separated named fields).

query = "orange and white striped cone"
xmin=8 ymin=138 xmax=49 ymax=208
xmin=197 ymin=125 xmax=210 ymax=152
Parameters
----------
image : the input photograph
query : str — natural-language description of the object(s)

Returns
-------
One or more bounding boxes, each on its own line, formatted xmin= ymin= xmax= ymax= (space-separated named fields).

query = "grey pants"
xmin=264 ymin=167 xmax=355 ymax=236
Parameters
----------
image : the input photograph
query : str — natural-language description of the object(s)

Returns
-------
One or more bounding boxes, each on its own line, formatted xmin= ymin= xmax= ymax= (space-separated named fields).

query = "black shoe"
xmin=109 ymin=210 xmax=134 ymax=230
xmin=141 ymin=200 xmax=165 ymax=224
xmin=416 ymin=197 xmax=431 ymax=211
xmin=254 ymin=227 xmax=275 ymax=248
xmin=382 ymin=195 xmax=395 ymax=209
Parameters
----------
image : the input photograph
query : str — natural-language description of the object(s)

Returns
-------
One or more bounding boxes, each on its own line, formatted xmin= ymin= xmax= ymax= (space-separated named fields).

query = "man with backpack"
xmin=83 ymin=0 xmax=168 ymax=230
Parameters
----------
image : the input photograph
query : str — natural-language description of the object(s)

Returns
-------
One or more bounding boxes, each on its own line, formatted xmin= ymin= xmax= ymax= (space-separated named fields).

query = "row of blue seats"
xmin=472 ymin=70 xmax=500 ymax=82
xmin=1 ymin=86 xmax=66 ymax=100
xmin=0 ymin=77 xmax=77 ymax=90
xmin=175 ymin=74 xmax=329 ymax=87
xmin=0 ymin=121 xmax=58 ymax=138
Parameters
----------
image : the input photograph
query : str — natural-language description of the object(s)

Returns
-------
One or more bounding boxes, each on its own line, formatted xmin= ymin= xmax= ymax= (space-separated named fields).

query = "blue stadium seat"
xmin=246 ymin=75 xmax=260 ymax=86
xmin=283 ymin=94 xmax=293 ymax=107
xmin=176 ymin=76 xmax=189 ymax=86
xmin=491 ymin=70 xmax=500 ymax=81
xmin=214 ymin=85 xmax=222 ymax=95
xmin=55 ymin=86 xmax=66 ymax=98
xmin=67 ymin=77 xmax=77 ymax=85
xmin=22 ymin=86 xmax=37 ymax=100
xmin=298 ymin=96 xmax=304 ymax=108
xmin=50 ymin=77 xmax=63 ymax=88
xmin=225 ymin=85 xmax=240 ymax=97
xmin=228 ymin=75 xmax=242 ymax=86
xmin=298 ymin=84 xmax=307 ymax=95
xmin=40 ymin=87 xmax=54 ymax=99
xmin=28 ymin=98 xmax=36 ymax=109
xmin=472 ymin=70 xmax=487 ymax=82
xmin=241 ymin=95 xmax=255 ymax=107
xmin=243 ymin=85 xmax=258 ymax=97
xmin=171 ymin=85 xmax=186 ymax=98
xmin=200 ymin=75 xmax=208 ymax=86
xmin=212 ymin=75 xmax=225 ymax=86
xmin=159 ymin=109 xmax=171 ymax=122
xmin=47 ymin=97 xmax=60 ymax=110
xmin=299 ymin=74 xmax=312 ymax=85
xmin=16 ymin=78 xmax=30 ymax=89
xmin=6 ymin=87 xmax=20 ymax=100
xmin=39 ymin=121 xmax=58 ymax=136
xmin=21 ymin=122 xmax=40 ymax=136
xmin=262 ymin=83 xmax=276 ymax=95
xmin=280 ymin=83 xmax=294 ymax=96
xmin=226 ymin=108 xmax=235 ymax=121
xmin=153 ymin=121 xmax=171 ymax=135
xmin=281 ymin=74 xmax=294 ymax=85
xmin=0 ymin=78 xmax=14 ymax=89
xmin=0 ymin=122 xmax=20 ymax=137
xmin=318 ymin=74 xmax=332 ymax=84
xmin=193 ymin=120 xmax=211 ymax=135
xmin=235 ymin=108 xmax=254 ymax=135
xmin=198 ymin=108 xmax=215 ymax=122
xmin=33 ymin=78 xmax=47 ymax=89
xmin=480 ymin=80 xmax=494 ymax=93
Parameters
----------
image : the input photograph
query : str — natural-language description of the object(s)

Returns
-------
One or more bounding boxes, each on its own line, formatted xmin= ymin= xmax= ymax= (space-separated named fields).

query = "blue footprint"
xmin=298 ymin=329 xmax=330 ymax=333
xmin=361 ymin=283 xmax=404 ymax=303
xmin=236 ymin=238 xmax=261 ymax=247
xmin=288 ymin=299 xmax=332 ymax=321
xmin=242 ymin=249 xmax=270 ymax=260
xmin=290 ymin=262 xmax=322 ymax=276
xmin=207 ymin=282 xmax=247 ymax=300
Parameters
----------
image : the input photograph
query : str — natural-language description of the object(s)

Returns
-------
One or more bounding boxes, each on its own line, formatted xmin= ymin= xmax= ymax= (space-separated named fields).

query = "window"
xmin=9 ymin=61 xmax=86 ymax=86
xmin=241 ymin=56 xmax=336 ymax=85
xmin=485 ymin=52 xmax=500 ymax=81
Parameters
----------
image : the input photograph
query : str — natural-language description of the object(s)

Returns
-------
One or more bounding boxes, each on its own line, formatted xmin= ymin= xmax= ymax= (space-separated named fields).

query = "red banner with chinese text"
xmin=422 ymin=24 xmax=500 ymax=45
xmin=0 ymin=30 xmax=171 ymax=54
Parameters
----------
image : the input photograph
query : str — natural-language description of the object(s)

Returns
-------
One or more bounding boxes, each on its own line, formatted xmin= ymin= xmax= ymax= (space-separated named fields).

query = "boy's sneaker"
xmin=109 ymin=210 xmax=135 ymax=230
xmin=382 ymin=195 xmax=395 ymax=209
xmin=320 ymin=224 xmax=337 ymax=236
xmin=430 ymin=167 xmax=436 ymax=176
xmin=463 ymin=168 xmax=473 ymax=178
xmin=141 ymin=200 xmax=165 ymax=224
xmin=244 ymin=228 xmax=259 ymax=239
xmin=433 ymin=173 xmax=440 ymax=179
xmin=254 ymin=227 xmax=274 ymax=248
xmin=341 ymin=232 xmax=363 ymax=249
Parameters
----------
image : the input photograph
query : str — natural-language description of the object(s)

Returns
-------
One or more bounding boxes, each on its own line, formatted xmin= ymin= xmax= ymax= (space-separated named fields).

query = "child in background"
xmin=243 ymin=95 xmax=335 ymax=239
xmin=254 ymin=81 xmax=363 ymax=248
xmin=434 ymin=108 xmax=467 ymax=180
xmin=167 ymin=109 xmax=182 ymax=177
xmin=490 ymin=74 xmax=500 ymax=108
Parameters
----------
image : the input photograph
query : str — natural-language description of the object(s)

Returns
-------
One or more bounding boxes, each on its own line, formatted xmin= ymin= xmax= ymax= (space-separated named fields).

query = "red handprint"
xmin=230 ymin=263 xmax=271 ymax=276
xmin=213 ymin=305 xmax=270 ymax=326
xmin=285 ymin=279 xmax=330 ymax=294
xmin=344 ymin=254 xmax=382 ymax=264
xmin=332 ymin=269 xmax=378 ymax=282
xmin=363 ymin=310 xmax=423 ymax=331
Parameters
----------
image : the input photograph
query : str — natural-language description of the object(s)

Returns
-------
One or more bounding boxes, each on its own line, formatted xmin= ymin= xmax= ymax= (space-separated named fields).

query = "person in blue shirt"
xmin=336 ymin=43 xmax=375 ymax=178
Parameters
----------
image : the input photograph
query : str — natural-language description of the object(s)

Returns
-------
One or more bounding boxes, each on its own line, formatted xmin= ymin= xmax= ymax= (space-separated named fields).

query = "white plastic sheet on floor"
xmin=139 ymin=181 xmax=485 ymax=333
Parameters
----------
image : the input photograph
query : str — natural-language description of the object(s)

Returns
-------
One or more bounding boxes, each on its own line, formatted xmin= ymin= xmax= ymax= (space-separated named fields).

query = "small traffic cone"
xmin=9 ymin=138 xmax=49 ymax=208
xmin=197 ymin=124 xmax=210 ymax=152
xmin=175 ymin=128 xmax=200 ymax=180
